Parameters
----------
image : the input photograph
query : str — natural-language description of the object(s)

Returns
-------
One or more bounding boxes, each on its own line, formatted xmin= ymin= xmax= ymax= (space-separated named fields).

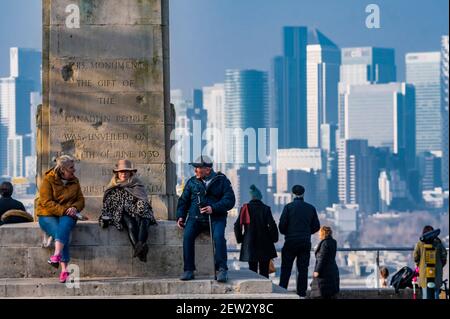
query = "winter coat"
xmin=279 ymin=197 xmax=320 ymax=244
xmin=233 ymin=199 xmax=278 ymax=262
xmin=310 ymin=237 xmax=340 ymax=298
xmin=176 ymin=171 xmax=235 ymax=223
xmin=0 ymin=197 xmax=26 ymax=219
xmin=414 ymin=238 xmax=447 ymax=289
xmin=36 ymin=168 xmax=85 ymax=217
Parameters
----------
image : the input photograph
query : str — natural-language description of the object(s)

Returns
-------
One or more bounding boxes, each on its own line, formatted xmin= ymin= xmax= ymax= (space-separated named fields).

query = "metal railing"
xmin=226 ymin=247 xmax=449 ymax=289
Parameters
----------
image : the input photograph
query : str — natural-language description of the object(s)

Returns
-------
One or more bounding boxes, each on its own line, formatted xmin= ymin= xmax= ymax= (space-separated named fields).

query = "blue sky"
xmin=0 ymin=0 xmax=448 ymax=94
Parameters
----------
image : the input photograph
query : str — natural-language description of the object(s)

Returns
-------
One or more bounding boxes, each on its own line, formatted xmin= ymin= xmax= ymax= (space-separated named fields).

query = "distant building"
xmin=406 ymin=51 xmax=442 ymax=155
xmin=338 ymin=139 xmax=379 ymax=214
xmin=341 ymin=83 xmax=416 ymax=169
xmin=271 ymin=26 xmax=308 ymax=148
xmin=418 ymin=151 xmax=442 ymax=192
xmin=441 ymin=36 xmax=449 ymax=190
xmin=275 ymin=168 xmax=328 ymax=211
xmin=276 ymin=148 xmax=324 ymax=172
xmin=203 ymin=83 xmax=226 ymax=172
xmin=326 ymin=203 xmax=359 ymax=237
xmin=338 ymin=47 xmax=397 ymax=138
xmin=225 ymin=69 xmax=269 ymax=169
xmin=0 ymin=48 xmax=41 ymax=178
xmin=227 ymin=167 xmax=269 ymax=210
xmin=307 ymin=29 xmax=340 ymax=148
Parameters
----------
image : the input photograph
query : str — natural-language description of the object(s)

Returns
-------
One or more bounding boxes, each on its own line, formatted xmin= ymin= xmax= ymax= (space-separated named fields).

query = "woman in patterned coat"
xmin=100 ymin=159 xmax=157 ymax=262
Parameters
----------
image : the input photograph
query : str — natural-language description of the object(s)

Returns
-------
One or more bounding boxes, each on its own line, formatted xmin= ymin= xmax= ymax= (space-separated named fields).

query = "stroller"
xmin=390 ymin=266 xmax=416 ymax=293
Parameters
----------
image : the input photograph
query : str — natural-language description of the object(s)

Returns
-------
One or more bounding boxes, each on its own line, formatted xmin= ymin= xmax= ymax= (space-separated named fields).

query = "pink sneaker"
xmin=59 ymin=271 xmax=70 ymax=283
xmin=48 ymin=255 xmax=61 ymax=269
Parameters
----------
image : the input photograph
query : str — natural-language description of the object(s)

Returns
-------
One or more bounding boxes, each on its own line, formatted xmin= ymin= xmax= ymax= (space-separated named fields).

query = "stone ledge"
xmin=0 ymin=270 xmax=278 ymax=298
xmin=0 ymin=221 xmax=213 ymax=278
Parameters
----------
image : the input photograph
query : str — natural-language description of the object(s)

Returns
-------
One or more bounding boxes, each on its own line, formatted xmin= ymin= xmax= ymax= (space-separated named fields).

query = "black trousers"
xmin=122 ymin=213 xmax=152 ymax=247
xmin=249 ymin=260 xmax=270 ymax=278
xmin=279 ymin=241 xmax=311 ymax=297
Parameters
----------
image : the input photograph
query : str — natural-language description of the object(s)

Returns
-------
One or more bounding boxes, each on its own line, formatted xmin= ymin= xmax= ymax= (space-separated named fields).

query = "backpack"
xmin=390 ymin=266 xmax=414 ymax=293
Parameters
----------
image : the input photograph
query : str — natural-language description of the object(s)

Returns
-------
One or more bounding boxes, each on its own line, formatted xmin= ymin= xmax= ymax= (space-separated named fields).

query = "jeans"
xmin=422 ymin=287 xmax=441 ymax=299
xmin=249 ymin=260 xmax=270 ymax=278
xmin=121 ymin=213 xmax=152 ymax=247
xmin=38 ymin=216 xmax=77 ymax=263
xmin=279 ymin=241 xmax=311 ymax=297
xmin=183 ymin=216 xmax=228 ymax=272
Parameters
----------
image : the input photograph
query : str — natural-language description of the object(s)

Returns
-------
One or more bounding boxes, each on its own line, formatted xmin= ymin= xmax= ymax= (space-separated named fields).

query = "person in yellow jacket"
xmin=413 ymin=225 xmax=448 ymax=299
xmin=36 ymin=155 xmax=85 ymax=283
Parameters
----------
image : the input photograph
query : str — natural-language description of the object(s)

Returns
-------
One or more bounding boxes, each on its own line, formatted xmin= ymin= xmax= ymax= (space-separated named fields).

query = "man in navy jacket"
xmin=177 ymin=156 xmax=236 ymax=282
xmin=279 ymin=185 xmax=320 ymax=297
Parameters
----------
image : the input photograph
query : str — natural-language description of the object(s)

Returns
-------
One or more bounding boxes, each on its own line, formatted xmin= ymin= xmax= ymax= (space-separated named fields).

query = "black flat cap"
xmin=190 ymin=155 xmax=213 ymax=168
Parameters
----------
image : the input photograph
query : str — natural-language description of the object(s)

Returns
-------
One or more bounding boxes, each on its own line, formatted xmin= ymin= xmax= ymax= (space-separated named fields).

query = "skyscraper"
xmin=340 ymin=47 xmax=396 ymax=85
xmin=441 ymin=36 xmax=449 ymax=190
xmin=338 ymin=47 xmax=397 ymax=138
xmin=306 ymin=29 xmax=341 ymax=148
xmin=271 ymin=26 xmax=308 ymax=148
xmin=342 ymin=83 xmax=416 ymax=169
xmin=0 ymin=48 xmax=41 ymax=178
xmin=338 ymin=139 xmax=379 ymax=214
xmin=406 ymin=52 xmax=442 ymax=155
xmin=203 ymin=83 xmax=226 ymax=171
xmin=225 ymin=70 xmax=269 ymax=169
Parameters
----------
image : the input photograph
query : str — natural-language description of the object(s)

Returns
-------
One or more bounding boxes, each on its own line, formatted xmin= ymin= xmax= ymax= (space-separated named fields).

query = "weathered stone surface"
xmin=40 ymin=0 xmax=176 ymax=221
xmin=0 ymin=248 xmax=27 ymax=278
xmin=49 ymin=57 xmax=163 ymax=93
xmin=84 ymin=246 xmax=133 ymax=277
xmin=167 ymin=280 xmax=212 ymax=295
xmin=47 ymin=124 xmax=166 ymax=164
xmin=49 ymin=92 xmax=164 ymax=126
xmin=0 ymin=223 xmax=42 ymax=247
xmin=47 ymin=0 xmax=162 ymax=26
xmin=0 ymin=272 xmax=293 ymax=298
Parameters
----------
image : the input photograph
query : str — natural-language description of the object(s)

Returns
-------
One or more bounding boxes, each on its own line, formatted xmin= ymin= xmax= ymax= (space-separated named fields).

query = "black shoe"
xmin=180 ymin=271 xmax=195 ymax=281
xmin=138 ymin=243 xmax=149 ymax=263
xmin=217 ymin=269 xmax=228 ymax=283
xmin=134 ymin=241 xmax=144 ymax=258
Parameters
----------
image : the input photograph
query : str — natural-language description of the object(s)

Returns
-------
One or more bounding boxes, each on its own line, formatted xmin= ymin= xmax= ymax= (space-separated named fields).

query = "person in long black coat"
xmin=234 ymin=185 xmax=278 ymax=278
xmin=310 ymin=226 xmax=340 ymax=299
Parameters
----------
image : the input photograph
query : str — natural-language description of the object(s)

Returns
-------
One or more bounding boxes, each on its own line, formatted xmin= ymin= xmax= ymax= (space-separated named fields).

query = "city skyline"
xmin=0 ymin=0 xmax=448 ymax=94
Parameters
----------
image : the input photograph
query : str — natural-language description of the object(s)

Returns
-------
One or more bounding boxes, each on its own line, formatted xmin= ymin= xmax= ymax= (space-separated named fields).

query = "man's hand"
xmin=65 ymin=207 xmax=77 ymax=218
xmin=177 ymin=218 xmax=185 ymax=229
xmin=200 ymin=206 xmax=213 ymax=215
xmin=313 ymin=272 xmax=319 ymax=278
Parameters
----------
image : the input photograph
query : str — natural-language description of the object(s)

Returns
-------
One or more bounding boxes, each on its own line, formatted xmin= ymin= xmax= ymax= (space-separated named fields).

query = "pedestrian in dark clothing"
xmin=0 ymin=182 xmax=27 ymax=225
xmin=234 ymin=185 xmax=278 ymax=278
xmin=310 ymin=226 xmax=340 ymax=299
xmin=279 ymin=185 xmax=320 ymax=298
xmin=177 ymin=155 xmax=236 ymax=283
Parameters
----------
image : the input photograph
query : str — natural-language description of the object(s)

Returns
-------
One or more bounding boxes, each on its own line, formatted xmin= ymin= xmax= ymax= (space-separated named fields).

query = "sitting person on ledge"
xmin=36 ymin=155 xmax=85 ymax=283
xmin=99 ymin=159 xmax=157 ymax=263
xmin=0 ymin=181 xmax=31 ymax=225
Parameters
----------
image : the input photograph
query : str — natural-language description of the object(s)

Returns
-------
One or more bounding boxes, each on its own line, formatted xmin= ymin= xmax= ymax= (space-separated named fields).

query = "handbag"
xmin=269 ymin=259 xmax=276 ymax=274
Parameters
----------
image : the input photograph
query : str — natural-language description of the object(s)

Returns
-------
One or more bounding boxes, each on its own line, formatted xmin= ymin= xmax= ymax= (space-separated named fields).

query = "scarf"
xmin=104 ymin=175 xmax=148 ymax=201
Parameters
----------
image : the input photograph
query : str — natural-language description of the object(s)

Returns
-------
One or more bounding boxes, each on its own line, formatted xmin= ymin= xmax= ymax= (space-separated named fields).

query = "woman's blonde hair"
xmin=319 ymin=226 xmax=333 ymax=240
xmin=54 ymin=155 xmax=75 ymax=175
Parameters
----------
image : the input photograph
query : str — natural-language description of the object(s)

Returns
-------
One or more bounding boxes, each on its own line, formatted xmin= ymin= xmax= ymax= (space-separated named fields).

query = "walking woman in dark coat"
xmin=310 ymin=226 xmax=340 ymax=299
xmin=234 ymin=185 xmax=279 ymax=278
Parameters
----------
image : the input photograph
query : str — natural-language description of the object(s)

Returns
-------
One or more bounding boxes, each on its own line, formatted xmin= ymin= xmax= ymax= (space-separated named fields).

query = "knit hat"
xmin=249 ymin=184 xmax=262 ymax=200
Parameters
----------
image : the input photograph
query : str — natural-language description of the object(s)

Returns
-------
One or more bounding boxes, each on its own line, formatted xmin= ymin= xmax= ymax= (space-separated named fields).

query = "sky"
xmin=0 ymin=0 xmax=448 ymax=95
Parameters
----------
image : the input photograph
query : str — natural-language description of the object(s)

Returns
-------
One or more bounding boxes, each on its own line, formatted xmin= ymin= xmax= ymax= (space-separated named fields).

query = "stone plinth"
xmin=0 ymin=221 xmax=213 ymax=278
xmin=39 ymin=0 xmax=176 ymax=220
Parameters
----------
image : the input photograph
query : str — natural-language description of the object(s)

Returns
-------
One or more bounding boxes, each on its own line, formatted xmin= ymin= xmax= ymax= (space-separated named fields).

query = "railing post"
xmin=375 ymin=250 xmax=380 ymax=289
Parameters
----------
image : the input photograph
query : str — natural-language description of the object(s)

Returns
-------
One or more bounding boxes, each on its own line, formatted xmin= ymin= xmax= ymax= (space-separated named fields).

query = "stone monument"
xmin=38 ymin=0 xmax=177 ymax=220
